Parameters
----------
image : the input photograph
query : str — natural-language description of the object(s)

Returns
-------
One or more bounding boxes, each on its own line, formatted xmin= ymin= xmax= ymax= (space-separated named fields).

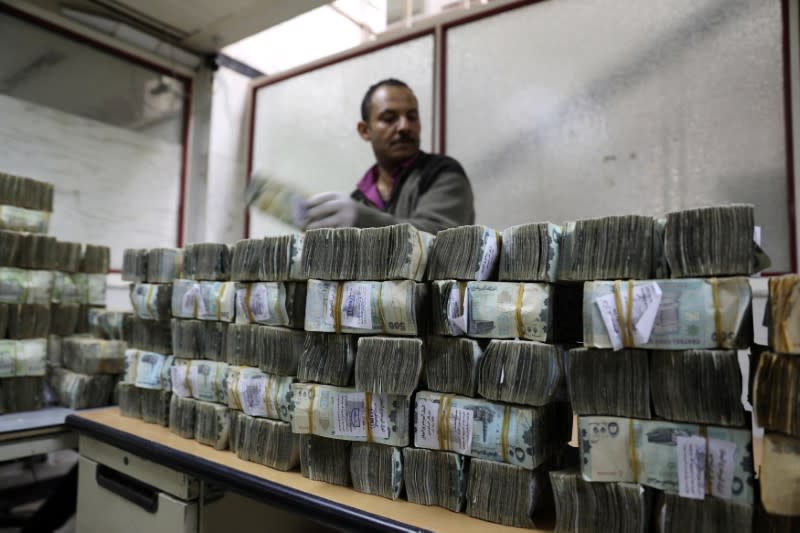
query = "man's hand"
xmin=305 ymin=192 xmax=358 ymax=229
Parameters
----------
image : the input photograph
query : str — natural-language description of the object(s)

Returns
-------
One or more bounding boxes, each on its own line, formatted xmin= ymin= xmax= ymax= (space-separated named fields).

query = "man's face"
xmin=358 ymin=85 xmax=421 ymax=165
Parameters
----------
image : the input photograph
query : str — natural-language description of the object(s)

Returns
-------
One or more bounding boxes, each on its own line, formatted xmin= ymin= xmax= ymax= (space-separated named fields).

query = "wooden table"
xmin=67 ymin=407 xmax=553 ymax=533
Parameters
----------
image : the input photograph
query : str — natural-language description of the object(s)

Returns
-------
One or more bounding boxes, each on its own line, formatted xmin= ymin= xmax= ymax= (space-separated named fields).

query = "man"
xmin=304 ymin=78 xmax=475 ymax=233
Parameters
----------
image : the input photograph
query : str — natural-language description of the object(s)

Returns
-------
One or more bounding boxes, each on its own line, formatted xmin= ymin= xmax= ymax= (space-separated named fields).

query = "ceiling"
xmin=23 ymin=0 xmax=329 ymax=54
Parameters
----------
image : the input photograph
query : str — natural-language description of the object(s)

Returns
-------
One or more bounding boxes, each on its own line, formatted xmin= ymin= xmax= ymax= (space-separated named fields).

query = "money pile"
xmin=232 ymin=413 xmax=299 ymax=471
xmin=171 ymin=280 xmax=235 ymax=321
xmin=557 ymin=214 xmax=654 ymax=281
xmin=422 ymin=336 xmax=483 ymax=397
xmin=49 ymin=367 xmax=115 ymax=409
xmin=402 ymin=448 xmax=466 ymax=512
xmin=147 ymin=248 xmax=183 ymax=283
xmin=499 ymin=222 xmax=561 ymax=282
xmin=129 ymin=283 xmax=172 ymax=321
xmin=426 ymin=225 xmax=499 ymax=281
xmin=354 ymin=337 xmax=422 ymax=396
xmin=171 ymin=319 xmax=227 ymax=360
xmin=233 ymin=281 xmax=306 ymax=328
xmin=0 ymin=171 xmax=53 ymax=233
xmin=298 ymin=435 xmax=351 ymax=485
xmin=230 ymin=234 xmax=304 ymax=282
xmin=224 ymin=324 xmax=304 ymax=375
xmin=195 ymin=400 xmax=230 ymax=449
xmin=225 ymin=366 xmax=293 ymax=421
xmin=477 ymin=340 xmax=566 ymax=406
xmin=550 ymin=469 xmax=651 ymax=533
xmin=663 ymin=204 xmax=756 ymax=278
xmin=182 ymin=243 xmax=231 ymax=281
xmin=61 ymin=337 xmax=125 ymax=374
xmin=755 ymin=273 xmax=800 ymax=522
xmin=122 ymin=249 xmax=148 ymax=282
xmin=350 ymin=443 xmax=404 ymax=500
xmin=297 ymin=332 xmax=356 ymax=386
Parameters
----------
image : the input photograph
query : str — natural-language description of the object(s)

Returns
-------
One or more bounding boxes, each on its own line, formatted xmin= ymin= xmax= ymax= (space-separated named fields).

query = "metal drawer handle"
xmin=95 ymin=464 xmax=159 ymax=513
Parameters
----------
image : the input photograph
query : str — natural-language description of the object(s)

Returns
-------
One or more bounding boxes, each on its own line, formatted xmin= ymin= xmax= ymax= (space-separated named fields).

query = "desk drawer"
xmin=79 ymin=435 xmax=199 ymax=499
xmin=77 ymin=456 xmax=198 ymax=533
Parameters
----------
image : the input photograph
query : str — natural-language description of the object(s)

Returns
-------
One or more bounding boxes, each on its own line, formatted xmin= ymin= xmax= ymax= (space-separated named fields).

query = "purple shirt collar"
xmin=356 ymin=154 xmax=419 ymax=209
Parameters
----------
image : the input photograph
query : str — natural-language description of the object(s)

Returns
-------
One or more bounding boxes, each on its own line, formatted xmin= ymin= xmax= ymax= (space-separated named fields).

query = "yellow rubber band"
xmin=264 ymin=374 xmax=274 ymax=418
xmin=145 ymin=284 xmax=156 ymax=319
xmin=376 ymin=283 xmax=387 ymax=333
xmin=333 ymin=283 xmax=344 ymax=334
xmin=244 ymin=284 xmax=255 ymax=323
xmin=365 ymin=392 xmax=374 ymax=443
xmin=629 ymin=418 xmax=639 ymax=482
xmin=515 ymin=283 xmax=525 ymax=339
xmin=613 ymin=281 xmax=630 ymax=348
xmin=216 ymin=283 xmax=227 ymax=322
xmin=437 ymin=394 xmax=449 ymax=450
xmin=710 ymin=278 xmax=722 ymax=348
xmin=412 ymin=230 xmax=425 ymax=280
xmin=308 ymin=384 xmax=316 ymax=436
xmin=500 ymin=405 xmax=511 ymax=463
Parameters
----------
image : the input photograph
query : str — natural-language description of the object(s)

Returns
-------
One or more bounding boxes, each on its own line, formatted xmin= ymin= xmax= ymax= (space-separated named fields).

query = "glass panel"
xmin=445 ymin=0 xmax=789 ymax=271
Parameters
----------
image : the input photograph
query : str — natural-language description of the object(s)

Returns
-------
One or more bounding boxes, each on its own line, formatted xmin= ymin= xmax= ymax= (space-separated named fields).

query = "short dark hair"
xmin=360 ymin=78 xmax=412 ymax=122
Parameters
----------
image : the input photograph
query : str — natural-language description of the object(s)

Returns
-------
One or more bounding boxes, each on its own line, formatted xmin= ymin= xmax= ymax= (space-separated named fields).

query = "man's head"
xmin=357 ymin=78 xmax=421 ymax=168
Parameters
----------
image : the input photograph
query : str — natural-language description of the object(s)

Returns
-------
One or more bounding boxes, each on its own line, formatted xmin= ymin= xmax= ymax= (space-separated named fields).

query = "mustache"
xmin=391 ymin=134 xmax=418 ymax=144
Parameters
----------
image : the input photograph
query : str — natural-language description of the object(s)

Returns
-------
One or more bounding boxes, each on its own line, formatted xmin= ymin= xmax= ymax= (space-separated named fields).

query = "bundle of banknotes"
xmin=49 ymin=304 xmax=79 ymax=336
xmin=170 ymin=359 xmax=229 ymax=404
xmin=0 ymin=268 xmax=53 ymax=304
xmin=117 ymin=382 xmax=142 ymax=419
xmin=245 ymin=173 xmax=308 ymax=228
xmin=232 ymin=412 xmax=299 ymax=471
xmin=767 ymin=274 xmax=799 ymax=354
xmin=403 ymin=448 xmax=466 ymax=512
xmin=124 ymin=315 xmax=172 ymax=354
xmin=0 ymin=376 xmax=44 ymax=412
xmin=304 ymin=279 xmax=428 ymax=336
xmin=122 ymin=249 xmax=148 ymax=282
xmin=233 ymin=281 xmax=306 ymax=328
xmin=82 ymin=245 xmax=110 ymax=274
xmin=558 ymin=214 xmax=654 ymax=281
xmin=126 ymin=349 xmax=173 ymax=392
xmin=350 ymin=443 xmax=403 ymax=500
xmin=5 ymin=304 xmax=50 ymax=338
xmin=499 ymin=222 xmax=561 ymax=282
xmin=61 ymin=337 xmax=125 ymax=374
xmin=426 ymin=225 xmax=498 ymax=281
xmin=655 ymin=492 xmax=754 ymax=533
xmin=550 ymin=469 xmax=650 ymax=533
xmin=582 ymin=277 xmax=752 ymax=350
xmin=302 ymin=224 xmax=433 ymax=281
xmin=88 ymin=309 xmax=127 ymax=340
xmin=753 ymin=352 xmax=799 ymax=437
xmin=224 ymin=324 xmax=304 ymax=375
xmin=147 ymin=248 xmax=183 ymax=283
xmin=0 ymin=338 xmax=46 ymax=377
xmin=0 ymin=171 xmax=53 ymax=211
xmin=140 ymin=388 xmax=171 ymax=426
xmin=130 ymin=282 xmax=172 ymax=321
xmin=169 ymin=394 xmax=197 ymax=439
xmin=431 ymin=280 xmax=581 ymax=341
xmin=195 ymin=400 xmax=230 ymax=449
xmin=225 ymin=366 xmax=293 ymax=421
xmin=297 ymin=332 xmax=356 ymax=387
xmin=567 ymin=348 xmax=651 ymax=419
xmin=578 ymin=416 xmax=754 ymax=504
xmin=54 ymin=241 xmax=82 ymax=273
xmin=413 ymin=391 xmax=571 ymax=469
xmin=759 ymin=432 xmax=800 ymax=516
xmin=291 ymin=383 xmax=411 ymax=446
xmin=465 ymin=458 xmax=553 ymax=528
xmin=298 ymin=434 xmax=351 ymax=485
xmin=9 ymin=234 xmax=56 ymax=270
xmin=230 ymin=234 xmax=304 ymax=282
xmin=171 ymin=319 xmax=225 ymax=360
xmin=477 ymin=340 xmax=566 ymax=406
xmin=663 ymin=204 xmax=757 ymax=278
xmin=72 ymin=273 xmax=107 ymax=307
xmin=422 ymin=336 xmax=483 ymax=397
xmin=755 ymin=504 xmax=800 ymax=532
xmin=50 ymin=367 xmax=115 ymax=409
xmin=354 ymin=337 xmax=422 ymax=396
xmin=182 ymin=243 xmax=230 ymax=281
xmin=171 ymin=280 xmax=235 ymax=322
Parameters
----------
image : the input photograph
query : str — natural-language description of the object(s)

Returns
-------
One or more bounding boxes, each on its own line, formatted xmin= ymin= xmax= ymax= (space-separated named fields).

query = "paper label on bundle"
xmin=594 ymin=282 xmax=662 ymax=350
xmin=0 ymin=341 xmax=16 ymax=377
xmin=475 ymin=230 xmax=498 ymax=281
xmin=239 ymin=375 xmax=267 ymax=417
xmin=333 ymin=392 xmax=388 ymax=439
xmin=447 ymin=285 xmax=468 ymax=335
xmin=181 ymin=285 xmax=198 ymax=317
xmin=448 ymin=407 xmax=474 ymax=455
xmin=340 ymin=283 xmax=372 ymax=330
xmin=414 ymin=398 xmax=472 ymax=454
xmin=708 ymin=438 xmax=737 ymax=500
xmin=677 ymin=435 xmax=706 ymax=500
xmin=249 ymin=284 xmax=271 ymax=321
xmin=170 ymin=366 xmax=191 ymax=397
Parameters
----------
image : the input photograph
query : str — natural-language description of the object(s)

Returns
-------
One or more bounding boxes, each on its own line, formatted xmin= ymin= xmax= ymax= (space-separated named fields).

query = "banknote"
xmin=0 ymin=267 xmax=53 ymax=304
xmin=304 ymin=279 xmax=426 ymax=336
xmin=226 ymin=366 xmax=294 ymax=422
xmin=414 ymin=391 xmax=570 ymax=470
xmin=170 ymin=358 xmax=229 ymax=404
xmin=0 ymin=205 xmax=50 ymax=233
xmin=290 ymin=383 xmax=410 ymax=446
xmin=578 ymin=416 xmax=754 ymax=505
xmin=234 ymin=282 xmax=305 ymax=328
xmin=172 ymin=279 xmax=236 ymax=322
xmin=0 ymin=338 xmax=46 ymax=377
xmin=133 ymin=350 xmax=174 ymax=391
xmin=583 ymin=278 xmax=752 ymax=350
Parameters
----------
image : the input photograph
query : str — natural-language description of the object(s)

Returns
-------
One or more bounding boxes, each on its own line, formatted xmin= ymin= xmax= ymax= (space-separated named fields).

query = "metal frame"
xmin=0 ymin=1 xmax=194 ymax=250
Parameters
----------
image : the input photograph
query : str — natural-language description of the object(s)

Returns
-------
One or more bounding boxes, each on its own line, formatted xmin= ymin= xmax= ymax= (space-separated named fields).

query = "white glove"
xmin=305 ymin=192 xmax=358 ymax=229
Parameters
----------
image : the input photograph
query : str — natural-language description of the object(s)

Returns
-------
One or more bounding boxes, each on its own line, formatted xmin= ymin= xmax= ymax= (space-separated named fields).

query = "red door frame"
xmin=0 ymin=3 xmax=193 ymax=254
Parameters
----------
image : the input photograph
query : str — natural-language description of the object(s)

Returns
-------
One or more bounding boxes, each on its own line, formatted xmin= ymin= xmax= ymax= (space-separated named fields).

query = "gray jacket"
xmin=350 ymin=151 xmax=475 ymax=234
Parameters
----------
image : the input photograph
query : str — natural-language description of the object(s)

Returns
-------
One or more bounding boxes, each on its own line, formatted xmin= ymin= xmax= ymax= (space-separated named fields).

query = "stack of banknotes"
xmin=354 ymin=337 xmax=422 ymax=396
xmin=233 ymin=281 xmax=306 ymax=328
xmin=426 ymin=225 xmax=499 ymax=281
xmin=754 ymin=274 xmax=800 ymax=522
xmin=298 ymin=435 xmax=351 ymax=485
xmin=171 ymin=319 xmax=227 ymax=360
xmin=655 ymin=492 xmax=754 ymax=533
xmin=297 ymin=332 xmax=357 ymax=387
xmin=182 ymin=243 xmax=231 ymax=281
xmin=230 ymin=234 xmax=304 ymax=282
xmin=422 ymin=337 xmax=483 ymax=397
xmin=224 ymin=323 xmax=304 ymax=374
xmin=402 ymin=448 xmax=466 ymax=512
xmin=231 ymin=411 xmax=299 ymax=470
xmin=0 ymin=171 xmax=53 ymax=233
xmin=350 ymin=443 xmax=404 ymax=500
xmin=498 ymin=222 xmax=561 ymax=282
